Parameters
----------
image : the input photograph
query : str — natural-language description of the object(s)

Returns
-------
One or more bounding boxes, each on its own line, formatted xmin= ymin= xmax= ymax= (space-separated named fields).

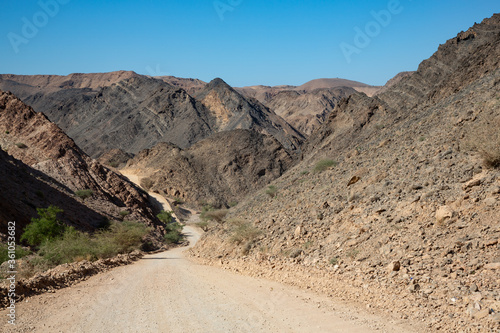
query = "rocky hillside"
xmin=265 ymin=87 xmax=356 ymax=136
xmin=0 ymin=73 xmax=303 ymax=157
xmin=0 ymin=90 xmax=163 ymax=235
xmin=193 ymin=78 xmax=304 ymax=150
xmin=0 ymin=148 xmax=106 ymax=239
xmin=191 ymin=14 xmax=500 ymax=332
xmin=125 ymin=129 xmax=295 ymax=207
xmin=236 ymin=79 xmax=377 ymax=136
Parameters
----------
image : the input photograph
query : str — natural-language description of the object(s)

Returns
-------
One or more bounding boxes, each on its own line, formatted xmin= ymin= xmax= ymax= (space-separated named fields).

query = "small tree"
xmin=157 ymin=210 xmax=173 ymax=224
xmin=21 ymin=206 xmax=65 ymax=247
xmin=157 ymin=210 xmax=183 ymax=244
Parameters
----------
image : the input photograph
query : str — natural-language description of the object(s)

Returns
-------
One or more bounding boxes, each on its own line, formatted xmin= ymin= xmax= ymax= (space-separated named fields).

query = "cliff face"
xmin=0 ymin=90 xmax=163 ymax=234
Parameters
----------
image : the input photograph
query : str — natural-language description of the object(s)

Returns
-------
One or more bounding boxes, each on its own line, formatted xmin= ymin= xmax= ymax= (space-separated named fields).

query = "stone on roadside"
xmin=388 ymin=261 xmax=401 ymax=272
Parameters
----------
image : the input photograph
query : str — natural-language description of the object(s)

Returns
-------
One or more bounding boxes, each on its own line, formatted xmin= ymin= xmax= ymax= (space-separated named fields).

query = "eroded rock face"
xmin=126 ymin=129 xmax=296 ymax=207
xmin=0 ymin=90 xmax=162 ymax=234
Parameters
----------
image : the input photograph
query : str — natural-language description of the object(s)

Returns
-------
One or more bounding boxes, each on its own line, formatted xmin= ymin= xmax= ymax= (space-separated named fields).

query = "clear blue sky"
xmin=0 ymin=0 xmax=498 ymax=87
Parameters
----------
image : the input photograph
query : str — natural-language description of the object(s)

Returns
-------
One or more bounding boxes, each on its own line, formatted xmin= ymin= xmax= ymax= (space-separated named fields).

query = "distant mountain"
xmin=235 ymin=78 xmax=375 ymax=136
xmin=154 ymin=76 xmax=206 ymax=95
xmin=0 ymin=73 xmax=303 ymax=157
xmin=265 ymin=87 xmax=356 ymax=136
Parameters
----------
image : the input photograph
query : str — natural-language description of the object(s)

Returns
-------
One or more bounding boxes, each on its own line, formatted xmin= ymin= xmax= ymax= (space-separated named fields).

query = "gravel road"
xmin=0 ymin=171 xmax=417 ymax=332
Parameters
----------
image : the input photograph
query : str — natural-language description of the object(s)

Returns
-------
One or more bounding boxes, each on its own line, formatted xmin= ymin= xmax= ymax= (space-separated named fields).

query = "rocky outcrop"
xmin=266 ymin=87 xmax=356 ymax=136
xmin=194 ymin=78 xmax=305 ymax=150
xmin=126 ymin=129 xmax=295 ymax=207
xmin=0 ymin=90 xmax=162 ymax=233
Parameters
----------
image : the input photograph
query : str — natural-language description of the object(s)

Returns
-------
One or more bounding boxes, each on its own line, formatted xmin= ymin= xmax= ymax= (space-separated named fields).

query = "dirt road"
xmin=0 ymin=171 xmax=417 ymax=332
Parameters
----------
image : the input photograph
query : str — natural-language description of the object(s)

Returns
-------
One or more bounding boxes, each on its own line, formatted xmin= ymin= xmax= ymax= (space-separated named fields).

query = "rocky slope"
xmin=193 ymin=78 xmax=304 ymax=150
xmin=191 ymin=14 xmax=500 ymax=332
xmin=0 ymin=90 xmax=163 ymax=236
xmin=0 ymin=148 xmax=106 ymax=239
xmin=125 ymin=129 xmax=295 ymax=207
xmin=265 ymin=87 xmax=356 ymax=136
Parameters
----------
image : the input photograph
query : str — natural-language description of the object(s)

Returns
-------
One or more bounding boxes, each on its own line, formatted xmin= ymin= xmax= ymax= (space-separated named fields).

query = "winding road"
xmin=0 ymin=171 xmax=416 ymax=332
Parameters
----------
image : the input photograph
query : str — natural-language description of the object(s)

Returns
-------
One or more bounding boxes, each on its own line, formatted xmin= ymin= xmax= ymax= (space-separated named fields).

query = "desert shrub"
xmin=119 ymin=210 xmax=130 ymax=219
xmin=38 ymin=221 xmax=149 ymax=266
xmin=229 ymin=219 xmax=261 ymax=244
xmin=466 ymin=117 xmax=500 ymax=168
xmin=0 ymin=243 xmax=31 ymax=264
xmin=101 ymin=220 xmax=149 ymax=254
xmin=140 ymin=177 xmax=154 ymax=190
xmin=265 ymin=185 xmax=278 ymax=198
xmin=21 ymin=206 xmax=66 ymax=247
xmin=329 ymin=257 xmax=339 ymax=265
xmin=313 ymin=159 xmax=337 ymax=173
xmin=164 ymin=222 xmax=184 ymax=244
xmin=195 ymin=221 xmax=209 ymax=231
xmin=15 ymin=142 xmax=27 ymax=149
xmin=157 ymin=210 xmax=173 ymax=224
xmin=201 ymin=209 xmax=228 ymax=224
xmin=5 ymin=130 xmax=9 ymax=134
xmin=109 ymin=161 xmax=119 ymax=168
xmin=75 ymin=189 xmax=93 ymax=201
xmin=38 ymin=227 xmax=96 ymax=265
xmin=228 ymin=201 xmax=238 ymax=208
xmin=174 ymin=197 xmax=184 ymax=205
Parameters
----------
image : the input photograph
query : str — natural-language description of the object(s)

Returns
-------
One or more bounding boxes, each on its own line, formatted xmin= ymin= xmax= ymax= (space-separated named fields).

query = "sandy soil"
xmin=0 ymin=171 xmax=418 ymax=332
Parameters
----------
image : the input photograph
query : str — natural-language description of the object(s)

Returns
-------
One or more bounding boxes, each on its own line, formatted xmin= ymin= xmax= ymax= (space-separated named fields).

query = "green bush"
xmin=101 ymin=221 xmax=149 ymax=253
xmin=21 ymin=206 xmax=66 ymax=247
xmin=119 ymin=210 xmax=130 ymax=219
xmin=15 ymin=142 xmax=27 ymax=149
xmin=38 ymin=227 xmax=95 ymax=265
xmin=313 ymin=159 xmax=337 ymax=173
xmin=38 ymin=221 xmax=150 ymax=266
xmin=163 ymin=222 xmax=184 ymax=244
xmin=75 ymin=189 xmax=93 ymax=201
xmin=265 ymin=185 xmax=277 ymax=198
xmin=157 ymin=210 xmax=173 ymax=224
